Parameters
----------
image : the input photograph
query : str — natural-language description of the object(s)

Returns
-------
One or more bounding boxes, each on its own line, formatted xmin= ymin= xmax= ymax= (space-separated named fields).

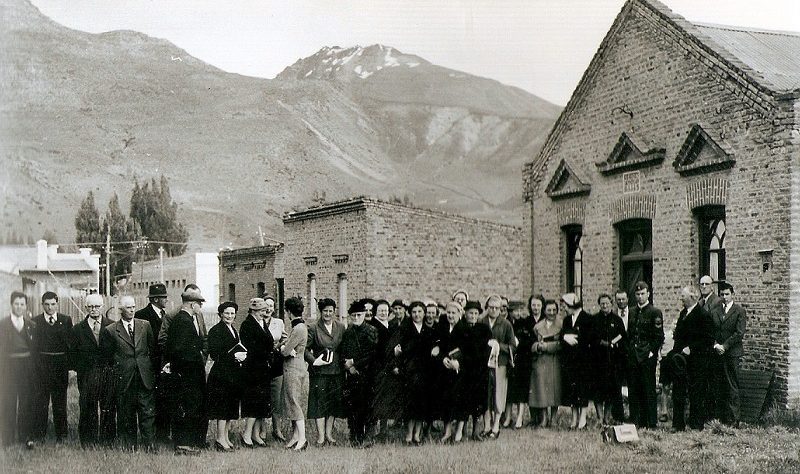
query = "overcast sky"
xmin=30 ymin=0 xmax=800 ymax=106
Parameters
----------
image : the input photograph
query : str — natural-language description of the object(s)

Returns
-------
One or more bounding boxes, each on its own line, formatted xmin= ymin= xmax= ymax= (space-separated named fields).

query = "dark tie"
xmin=49 ymin=316 xmax=56 ymax=326
xmin=128 ymin=322 xmax=134 ymax=341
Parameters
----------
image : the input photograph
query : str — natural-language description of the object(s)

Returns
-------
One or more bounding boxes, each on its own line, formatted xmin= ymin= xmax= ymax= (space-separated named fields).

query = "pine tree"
xmin=129 ymin=175 xmax=188 ymax=258
xmin=103 ymin=193 xmax=137 ymax=279
xmin=74 ymin=191 xmax=102 ymax=251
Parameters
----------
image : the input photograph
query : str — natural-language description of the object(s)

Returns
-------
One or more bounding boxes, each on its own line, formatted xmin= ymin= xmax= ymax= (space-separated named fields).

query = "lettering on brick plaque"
xmin=623 ymin=171 xmax=641 ymax=194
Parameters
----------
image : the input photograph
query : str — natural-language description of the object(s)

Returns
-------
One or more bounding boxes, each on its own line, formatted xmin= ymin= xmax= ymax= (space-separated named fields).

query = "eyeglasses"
xmin=699 ymin=283 xmax=711 ymax=286
xmin=86 ymin=305 xmax=101 ymax=309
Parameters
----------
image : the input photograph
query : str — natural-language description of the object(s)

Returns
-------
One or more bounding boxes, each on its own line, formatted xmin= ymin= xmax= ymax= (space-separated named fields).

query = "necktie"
xmin=49 ymin=316 xmax=56 ymax=326
xmin=193 ymin=315 xmax=199 ymax=335
xmin=128 ymin=322 xmax=134 ymax=340
xmin=92 ymin=320 xmax=100 ymax=342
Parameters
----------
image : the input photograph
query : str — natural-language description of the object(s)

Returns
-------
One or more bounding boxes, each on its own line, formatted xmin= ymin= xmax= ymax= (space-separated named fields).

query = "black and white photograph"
xmin=1 ymin=0 xmax=799 ymax=471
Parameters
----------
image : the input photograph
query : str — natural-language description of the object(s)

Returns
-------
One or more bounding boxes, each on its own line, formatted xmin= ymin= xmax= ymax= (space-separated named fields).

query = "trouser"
xmin=713 ymin=355 xmax=741 ymax=425
xmin=687 ymin=353 xmax=710 ymax=430
xmin=628 ymin=356 xmax=657 ymax=428
xmin=671 ymin=370 xmax=688 ymax=431
xmin=154 ymin=371 xmax=173 ymax=443
xmin=1 ymin=356 xmax=36 ymax=445
xmin=117 ymin=375 xmax=156 ymax=449
xmin=33 ymin=354 xmax=69 ymax=441
xmin=77 ymin=371 xmax=117 ymax=447
xmin=172 ymin=363 xmax=207 ymax=448
xmin=344 ymin=374 xmax=371 ymax=444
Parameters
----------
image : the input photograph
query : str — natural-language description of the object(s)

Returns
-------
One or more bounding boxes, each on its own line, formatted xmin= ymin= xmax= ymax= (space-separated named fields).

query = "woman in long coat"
xmin=369 ymin=299 xmax=399 ymax=438
xmin=559 ymin=293 xmax=593 ymax=429
xmin=459 ymin=300 xmax=492 ymax=440
xmin=436 ymin=302 xmax=467 ymax=442
xmin=507 ymin=300 xmax=535 ymax=428
xmin=238 ymin=298 xmax=275 ymax=447
xmin=528 ymin=299 xmax=562 ymax=428
xmin=340 ymin=300 xmax=378 ymax=447
xmin=207 ymin=302 xmax=245 ymax=451
xmin=396 ymin=301 xmax=433 ymax=444
xmin=593 ymin=294 xmax=626 ymax=424
xmin=304 ymin=298 xmax=344 ymax=446
xmin=280 ymin=297 xmax=308 ymax=451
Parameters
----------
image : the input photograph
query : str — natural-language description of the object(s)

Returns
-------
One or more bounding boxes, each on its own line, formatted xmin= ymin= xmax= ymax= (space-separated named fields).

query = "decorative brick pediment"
xmin=610 ymin=194 xmax=656 ymax=224
xmin=596 ymin=132 xmax=665 ymax=175
xmin=556 ymin=202 xmax=586 ymax=227
xmin=673 ymin=124 xmax=735 ymax=176
xmin=545 ymin=160 xmax=591 ymax=200
xmin=686 ymin=177 xmax=728 ymax=209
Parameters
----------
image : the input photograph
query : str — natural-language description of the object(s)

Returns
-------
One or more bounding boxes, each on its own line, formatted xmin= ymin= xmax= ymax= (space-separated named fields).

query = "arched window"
xmin=563 ymin=225 xmax=583 ymax=300
xmin=616 ymin=219 xmax=653 ymax=299
xmin=228 ymin=283 xmax=236 ymax=304
xmin=257 ymin=281 xmax=266 ymax=298
xmin=337 ymin=273 xmax=348 ymax=324
xmin=696 ymin=206 xmax=726 ymax=282
xmin=307 ymin=274 xmax=317 ymax=320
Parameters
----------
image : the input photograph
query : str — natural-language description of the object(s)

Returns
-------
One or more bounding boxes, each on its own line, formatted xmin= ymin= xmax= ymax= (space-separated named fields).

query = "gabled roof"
xmin=524 ymin=0 xmax=800 ymax=199
xmin=694 ymin=23 xmax=800 ymax=93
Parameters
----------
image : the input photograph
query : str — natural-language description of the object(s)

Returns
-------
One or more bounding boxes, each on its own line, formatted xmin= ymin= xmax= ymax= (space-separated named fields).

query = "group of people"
xmin=0 ymin=275 xmax=746 ymax=454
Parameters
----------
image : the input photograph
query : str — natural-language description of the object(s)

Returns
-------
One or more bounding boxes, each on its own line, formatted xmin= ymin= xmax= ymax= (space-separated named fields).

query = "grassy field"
xmin=2 ymin=382 xmax=799 ymax=473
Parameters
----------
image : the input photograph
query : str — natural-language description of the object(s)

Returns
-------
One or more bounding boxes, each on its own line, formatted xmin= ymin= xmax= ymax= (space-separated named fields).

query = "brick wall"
xmin=282 ymin=198 xmax=524 ymax=318
xmin=523 ymin=1 xmax=798 ymax=403
xmin=218 ymin=245 xmax=280 ymax=326
xmin=789 ymin=98 xmax=800 ymax=407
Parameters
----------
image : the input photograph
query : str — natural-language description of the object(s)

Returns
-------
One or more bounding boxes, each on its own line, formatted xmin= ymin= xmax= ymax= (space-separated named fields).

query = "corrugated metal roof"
xmin=694 ymin=23 xmax=800 ymax=93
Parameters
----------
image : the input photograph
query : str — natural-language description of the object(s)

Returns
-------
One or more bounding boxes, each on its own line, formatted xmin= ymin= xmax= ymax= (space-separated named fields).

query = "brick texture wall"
xmin=219 ymin=245 xmax=280 ymax=326
xmin=283 ymin=198 xmax=524 ymax=317
xmin=523 ymin=1 xmax=799 ymax=404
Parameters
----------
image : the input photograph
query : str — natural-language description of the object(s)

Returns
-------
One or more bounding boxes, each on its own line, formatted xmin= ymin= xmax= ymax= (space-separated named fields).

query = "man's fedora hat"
xmin=148 ymin=283 xmax=168 ymax=298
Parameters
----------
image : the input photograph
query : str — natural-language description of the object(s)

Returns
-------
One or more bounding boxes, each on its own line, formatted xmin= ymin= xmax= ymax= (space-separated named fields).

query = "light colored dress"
xmin=528 ymin=318 xmax=563 ymax=408
xmin=281 ymin=318 xmax=308 ymax=420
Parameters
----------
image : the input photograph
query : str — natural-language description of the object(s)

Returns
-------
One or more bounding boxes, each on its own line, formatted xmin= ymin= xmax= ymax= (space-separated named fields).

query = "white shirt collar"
xmin=10 ymin=314 xmax=24 ymax=331
xmin=685 ymin=303 xmax=697 ymax=315
xmin=724 ymin=301 xmax=733 ymax=312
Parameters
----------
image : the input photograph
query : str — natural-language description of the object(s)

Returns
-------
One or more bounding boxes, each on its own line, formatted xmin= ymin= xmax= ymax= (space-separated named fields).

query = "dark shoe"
xmin=272 ymin=431 xmax=286 ymax=443
xmin=488 ymin=430 xmax=500 ymax=439
xmin=315 ymin=440 xmax=326 ymax=448
xmin=215 ymin=441 xmax=232 ymax=452
xmin=285 ymin=440 xmax=298 ymax=449
xmin=240 ymin=435 xmax=255 ymax=449
xmin=253 ymin=438 xmax=267 ymax=448
xmin=326 ymin=438 xmax=338 ymax=445
xmin=293 ymin=440 xmax=308 ymax=451
xmin=175 ymin=446 xmax=200 ymax=456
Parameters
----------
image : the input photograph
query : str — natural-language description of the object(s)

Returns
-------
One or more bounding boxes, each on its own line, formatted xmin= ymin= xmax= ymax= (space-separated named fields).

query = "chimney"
xmin=79 ymin=248 xmax=91 ymax=258
xmin=36 ymin=239 xmax=47 ymax=269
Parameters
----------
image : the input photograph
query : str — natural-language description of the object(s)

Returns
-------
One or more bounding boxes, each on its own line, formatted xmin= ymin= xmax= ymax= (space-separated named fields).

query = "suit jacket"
xmin=628 ymin=303 xmax=664 ymax=364
xmin=672 ymin=304 xmax=714 ymax=355
xmin=478 ymin=316 xmax=517 ymax=367
xmin=165 ymin=310 xmax=205 ymax=370
xmin=32 ymin=312 xmax=72 ymax=355
xmin=699 ymin=293 xmax=722 ymax=314
xmin=305 ymin=318 xmax=344 ymax=375
xmin=99 ymin=318 xmax=156 ymax=392
xmin=0 ymin=316 xmax=37 ymax=374
xmin=71 ymin=316 xmax=114 ymax=376
xmin=340 ymin=322 xmax=378 ymax=377
xmin=207 ymin=321 xmax=243 ymax=386
xmin=159 ymin=308 xmax=208 ymax=356
xmin=712 ymin=303 xmax=746 ymax=357
xmin=239 ymin=315 xmax=274 ymax=384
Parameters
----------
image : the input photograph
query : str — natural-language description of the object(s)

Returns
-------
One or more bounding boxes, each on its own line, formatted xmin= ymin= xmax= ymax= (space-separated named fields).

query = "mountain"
xmin=0 ymin=0 xmax=560 ymax=252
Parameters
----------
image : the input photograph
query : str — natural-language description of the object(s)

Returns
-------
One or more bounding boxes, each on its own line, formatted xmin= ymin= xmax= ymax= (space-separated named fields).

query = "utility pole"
xmin=158 ymin=246 xmax=165 ymax=283
xmin=105 ymin=230 xmax=111 ymax=298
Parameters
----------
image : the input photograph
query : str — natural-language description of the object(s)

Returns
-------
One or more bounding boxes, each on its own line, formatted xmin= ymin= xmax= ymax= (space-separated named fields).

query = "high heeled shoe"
xmin=253 ymin=437 xmax=267 ymax=447
xmin=293 ymin=440 xmax=308 ymax=451
xmin=215 ymin=441 xmax=233 ymax=452
xmin=285 ymin=440 xmax=298 ymax=449
xmin=272 ymin=431 xmax=287 ymax=443
xmin=240 ymin=435 xmax=255 ymax=449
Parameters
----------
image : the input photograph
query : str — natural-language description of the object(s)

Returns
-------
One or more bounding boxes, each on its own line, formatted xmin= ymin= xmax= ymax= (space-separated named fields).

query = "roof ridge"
xmin=694 ymin=21 xmax=800 ymax=38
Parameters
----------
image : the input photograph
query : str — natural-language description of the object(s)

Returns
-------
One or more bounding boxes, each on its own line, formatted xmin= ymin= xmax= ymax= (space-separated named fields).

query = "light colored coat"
xmin=528 ymin=318 xmax=562 ymax=408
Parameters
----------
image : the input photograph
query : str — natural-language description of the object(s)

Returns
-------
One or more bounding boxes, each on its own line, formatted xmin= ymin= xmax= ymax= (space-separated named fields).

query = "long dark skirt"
xmin=240 ymin=378 xmax=272 ymax=418
xmin=507 ymin=356 xmax=533 ymax=404
xmin=561 ymin=347 xmax=590 ymax=407
xmin=307 ymin=373 xmax=344 ymax=419
xmin=206 ymin=376 xmax=240 ymax=420
xmin=371 ymin=367 xmax=407 ymax=420
xmin=460 ymin=367 xmax=489 ymax=420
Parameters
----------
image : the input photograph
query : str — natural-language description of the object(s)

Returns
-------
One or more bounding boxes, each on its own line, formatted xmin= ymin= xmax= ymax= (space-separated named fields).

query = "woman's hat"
xmin=249 ymin=297 xmax=267 ymax=310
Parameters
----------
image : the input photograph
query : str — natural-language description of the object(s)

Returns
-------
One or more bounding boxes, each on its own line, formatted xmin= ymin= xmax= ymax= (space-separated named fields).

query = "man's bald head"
xmin=699 ymin=275 xmax=714 ymax=296
xmin=120 ymin=295 xmax=136 ymax=321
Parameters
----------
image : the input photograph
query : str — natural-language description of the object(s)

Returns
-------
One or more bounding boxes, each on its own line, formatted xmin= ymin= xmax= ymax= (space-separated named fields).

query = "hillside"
xmin=0 ymin=0 xmax=559 ymax=251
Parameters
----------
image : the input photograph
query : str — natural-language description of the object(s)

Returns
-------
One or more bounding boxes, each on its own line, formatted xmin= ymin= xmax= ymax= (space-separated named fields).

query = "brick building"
xmin=522 ymin=0 xmax=800 ymax=405
xmin=218 ymin=244 xmax=284 ymax=326
xmin=282 ymin=197 xmax=523 ymax=321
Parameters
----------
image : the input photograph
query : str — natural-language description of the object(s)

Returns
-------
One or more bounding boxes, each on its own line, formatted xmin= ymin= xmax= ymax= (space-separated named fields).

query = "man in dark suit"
xmin=711 ymin=281 xmax=746 ymax=426
xmin=666 ymin=285 xmax=714 ymax=431
xmin=71 ymin=293 xmax=116 ymax=448
xmin=134 ymin=283 xmax=170 ymax=444
xmin=101 ymin=296 xmax=156 ymax=451
xmin=611 ymin=289 xmax=631 ymax=423
xmin=158 ymin=283 xmax=207 ymax=359
xmin=31 ymin=291 xmax=73 ymax=443
xmin=626 ymin=281 xmax=664 ymax=429
xmin=165 ymin=287 xmax=208 ymax=455
xmin=698 ymin=275 xmax=722 ymax=313
xmin=0 ymin=291 xmax=38 ymax=448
